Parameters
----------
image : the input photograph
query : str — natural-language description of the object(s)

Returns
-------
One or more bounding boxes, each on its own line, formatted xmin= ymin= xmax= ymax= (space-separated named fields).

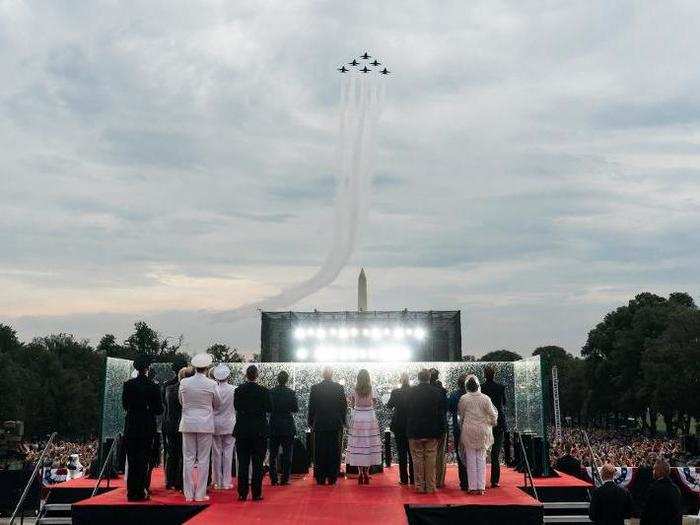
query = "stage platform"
xmin=56 ymin=465 xmax=591 ymax=524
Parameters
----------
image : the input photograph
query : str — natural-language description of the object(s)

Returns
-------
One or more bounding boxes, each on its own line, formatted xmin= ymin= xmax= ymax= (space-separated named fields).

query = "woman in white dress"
xmin=345 ymin=369 xmax=382 ymax=484
xmin=458 ymin=374 xmax=498 ymax=494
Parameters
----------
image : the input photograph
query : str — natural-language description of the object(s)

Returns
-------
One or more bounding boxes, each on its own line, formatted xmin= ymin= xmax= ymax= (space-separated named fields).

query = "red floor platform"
xmin=62 ymin=466 xmax=590 ymax=524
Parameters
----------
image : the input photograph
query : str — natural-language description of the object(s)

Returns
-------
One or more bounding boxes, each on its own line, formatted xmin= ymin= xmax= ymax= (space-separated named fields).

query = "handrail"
xmin=517 ymin=431 xmax=539 ymax=501
xmin=91 ymin=435 xmax=119 ymax=497
xmin=10 ymin=432 xmax=57 ymax=525
xmin=581 ymin=429 xmax=603 ymax=487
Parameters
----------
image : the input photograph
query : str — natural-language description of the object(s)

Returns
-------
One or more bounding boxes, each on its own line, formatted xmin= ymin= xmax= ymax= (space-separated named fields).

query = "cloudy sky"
xmin=2 ymin=1 xmax=700 ymax=357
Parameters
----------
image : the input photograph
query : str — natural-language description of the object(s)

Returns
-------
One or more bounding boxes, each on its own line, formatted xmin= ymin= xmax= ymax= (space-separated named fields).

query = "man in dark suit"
xmin=233 ymin=365 xmax=272 ymax=501
xmin=447 ymin=373 xmax=468 ymax=490
xmin=269 ymin=370 xmax=299 ymax=485
xmin=122 ymin=354 xmax=163 ymax=501
xmin=429 ymin=368 xmax=448 ymax=488
xmin=589 ymin=463 xmax=633 ymax=525
xmin=640 ymin=458 xmax=682 ymax=525
xmin=406 ymin=369 xmax=446 ymax=494
xmin=555 ymin=443 xmax=583 ymax=478
xmin=161 ymin=354 xmax=188 ymax=490
xmin=308 ymin=366 xmax=347 ymax=485
xmin=481 ymin=365 xmax=507 ymax=487
xmin=386 ymin=372 xmax=414 ymax=485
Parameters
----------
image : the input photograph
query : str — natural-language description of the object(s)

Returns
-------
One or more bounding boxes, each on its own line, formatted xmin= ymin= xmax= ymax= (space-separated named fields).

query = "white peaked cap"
xmin=191 ymin=353 xmax=213 ymax=368
xmin=131 ymin=369 xmax=139 ymax=379
xmin=213 ymin=364 xmax=231 ymax=381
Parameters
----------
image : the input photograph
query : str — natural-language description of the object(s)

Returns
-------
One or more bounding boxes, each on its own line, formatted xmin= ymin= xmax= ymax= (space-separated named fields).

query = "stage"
xmin=53 ymin=465 xmax=592 ymax=524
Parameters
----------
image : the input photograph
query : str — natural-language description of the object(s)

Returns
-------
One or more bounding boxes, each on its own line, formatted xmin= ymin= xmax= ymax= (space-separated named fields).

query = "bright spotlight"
xmin=362 ymin=328 xmax=371 ymax=337
xmin=294 ymin=328 xmax=306 ymax=340
xmin=371 ymin=327 xmax=382 ymax=340
xmin=405 ymin=328 xmax=414 ymax=336
xmin=330 ymin=328 xmax=338 ymax=336
xmin=296 ymin=347 xmax=308 ymax=360
xmin=316 ymin=328 xmax=326 ymax=340
xmin=393 ymin=327 xmax=405 ymax=339
xmin=338 ymin=327 xmax=349 ymax=339
xmin=383 ymin=328 xmax=391 ymax=335
xmin=349 ymin=327 xmax=359 ymax=337
xmin=414 ymin=327 xmax=426 ymax=340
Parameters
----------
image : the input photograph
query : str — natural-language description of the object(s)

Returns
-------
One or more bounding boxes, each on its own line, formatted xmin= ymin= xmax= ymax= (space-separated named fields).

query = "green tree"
xmin=123 ymin=321 xmax=182 ymax=359
xmin=0 ymin=324 xmax=21 ymax=353
xmin=480 ymin=349 xmax=522 ymax=362
xmin=206 ymin=343 xmax=244 ymax=363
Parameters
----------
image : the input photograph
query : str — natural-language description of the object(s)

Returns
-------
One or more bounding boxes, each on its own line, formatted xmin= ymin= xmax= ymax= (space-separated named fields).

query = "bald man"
xmin=308 ymin=367 xmax=347 ymax=485
xmin=640 ymin=458 xmax=682 ymax=525
xmin=588 ymin=463 xmax=633 ymax=525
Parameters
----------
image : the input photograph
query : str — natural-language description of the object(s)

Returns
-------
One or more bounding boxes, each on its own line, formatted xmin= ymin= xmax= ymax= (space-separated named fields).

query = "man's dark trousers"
xmin=395 ymin=433 xmax=414 ymax=484
xmin=164 ymin=431 xmax=182 ymax=489
xmin=126 ymin=436 xmax=151 ymax=500
xmin=269 ymin=435 xmax=294 ymax=483
xmin=237 ymin=437 xmax=267 ymax=499
xmin=491 ymin=427 xmax=504 ymax=485
xmin=313 ymin=430 xmax=342 ymax=483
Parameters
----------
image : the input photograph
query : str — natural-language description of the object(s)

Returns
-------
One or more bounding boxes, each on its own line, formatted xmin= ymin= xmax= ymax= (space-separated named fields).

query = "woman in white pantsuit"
xmin=211 ymin=364 xmax=236 ymax=489
xmin=457 ymin=374 xmax=498 ymax=494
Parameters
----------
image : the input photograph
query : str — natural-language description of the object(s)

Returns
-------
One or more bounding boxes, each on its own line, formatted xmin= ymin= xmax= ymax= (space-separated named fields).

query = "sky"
xmin=2 ymin=1 xmax=700 ymax=357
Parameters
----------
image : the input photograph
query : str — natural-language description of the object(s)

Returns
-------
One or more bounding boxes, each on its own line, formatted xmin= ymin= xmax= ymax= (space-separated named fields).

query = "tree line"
xmin=1 ymin=291 xmax=698 ymax=439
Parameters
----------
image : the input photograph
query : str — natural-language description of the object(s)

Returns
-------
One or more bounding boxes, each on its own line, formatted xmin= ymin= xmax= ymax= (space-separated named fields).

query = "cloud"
xmin=2 ymin=1 xmax=700 ymax=355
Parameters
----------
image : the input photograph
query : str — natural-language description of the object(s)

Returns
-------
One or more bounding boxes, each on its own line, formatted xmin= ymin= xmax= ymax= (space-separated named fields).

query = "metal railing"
xmin=517 ymin=431 xmax=539 ymax=501
xmin=10 ymin=432 xmax=57 ymax=525
xmin=91 ymin=435 xmax=120 ymax=497
xmin=581 ymin=429 xmax=603 ymax=487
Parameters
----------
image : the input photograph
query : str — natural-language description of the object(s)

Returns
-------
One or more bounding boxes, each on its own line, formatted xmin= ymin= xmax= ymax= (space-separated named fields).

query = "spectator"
xmin=555 ymin=443 xmax=583 ymax=478
xmin=588 ymin=463 xmax=633 ymax=525
xmin=386 ymin=372 xmax=414 ymax=485
xmin=639 ymin=458 xmax=682 ymax=525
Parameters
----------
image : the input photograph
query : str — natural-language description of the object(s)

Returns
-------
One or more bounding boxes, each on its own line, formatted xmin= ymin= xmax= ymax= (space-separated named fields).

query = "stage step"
xmin=43 ymin=503 xmax=72 ymax=512
xmin=543 ymin=516 xmax=591 ymax=524
xmin=37 ymin=502 xmax=73 ymax=525
xmin=543 ymin=502 xmax=589 ymax=510
xmin=36 ymin=518 xmax=73 ymax=525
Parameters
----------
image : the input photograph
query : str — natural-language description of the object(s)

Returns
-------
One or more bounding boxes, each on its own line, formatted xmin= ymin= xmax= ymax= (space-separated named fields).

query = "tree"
xmin=97 ymin=334 xmax=126 ymax=358
xmin=480 ymin=349 xmax=522 ymax=362
xmin=123 ymin=321 xmax=182 ymax=360
xmin=0 ymin=324 xmax=21 ymax=353
xmin=462 ymin=354 xmax=476 ymax=362
xmin=533 ymin=345 xmax=569 ymax=369
xmin=206 ymin=343 xmax=244 ymax=363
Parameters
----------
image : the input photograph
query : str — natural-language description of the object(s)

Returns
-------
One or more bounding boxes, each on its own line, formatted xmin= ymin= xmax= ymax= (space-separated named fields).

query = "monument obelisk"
xmin=358 ymin=268 xmax=368 ymax=312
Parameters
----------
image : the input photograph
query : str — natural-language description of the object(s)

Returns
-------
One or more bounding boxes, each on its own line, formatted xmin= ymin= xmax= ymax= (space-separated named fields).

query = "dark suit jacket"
xmin=448 ymin=387 xmax=466 ymax=440
xmin=307 ymin=379 xmax=347 ymax=432
xmin=386 ymin=385 xmax=411 ymax=435
xmin=233 ymin=381 xmax=272 ymax=439
xmin=162 ymin=382 xmax=182 ymax=435
xmin=122 ymin=375 xmax=163 ymax=439
xmin=270 ymin=385 xmax=299 ymax=437
xmin=639 ymin=476 xmax=682 ymax=525
xmin=406 ymin=382 xmax=446 ymax=439
xmin=481 ymin=379 xmax=507 ymax=430
xmin=589 ymin=481 xmax=633 ymax=525
xmin=555 ymin=454 xmax=583 ymax=478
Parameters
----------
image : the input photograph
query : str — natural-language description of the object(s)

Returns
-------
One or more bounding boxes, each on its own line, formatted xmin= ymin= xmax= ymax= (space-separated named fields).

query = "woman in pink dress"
xmin=345 ymin=369 xmax=382 ymax=484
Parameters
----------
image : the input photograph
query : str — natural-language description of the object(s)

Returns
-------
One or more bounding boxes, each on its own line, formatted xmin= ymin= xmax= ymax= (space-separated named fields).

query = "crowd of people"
xmin=550 ymin=427 xmax=687 ymax=470
xmin=121 ymin=354 xmax=508 ymax=502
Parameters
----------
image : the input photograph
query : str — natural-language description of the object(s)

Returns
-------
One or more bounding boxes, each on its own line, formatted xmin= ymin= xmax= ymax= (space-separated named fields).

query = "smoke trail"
xmin=212 ymin=73 xmax=385 ymax=322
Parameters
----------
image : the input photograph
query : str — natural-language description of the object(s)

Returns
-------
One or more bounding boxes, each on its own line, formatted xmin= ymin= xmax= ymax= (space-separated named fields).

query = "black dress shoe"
xmin=252 ymin=496 xmax=263 ymax=501
xmin=238 ymin=495 xmax=247 ymax=501
xmin=271 ymin=480 xmax=278 ymax=486
xmin=280 ymin=480 xmax=290 ymax=485
xmin=316 ymin=479 xmax=326 ymax=485
xmin=327 ymin=478 xmax=337 ymax=485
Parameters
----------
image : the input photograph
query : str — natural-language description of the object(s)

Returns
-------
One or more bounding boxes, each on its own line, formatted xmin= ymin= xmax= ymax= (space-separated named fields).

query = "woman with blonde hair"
xmin=457 ymin=374 xmax=498 ymax=494
xmin=345 ymin=369 xmax=382 ymax=484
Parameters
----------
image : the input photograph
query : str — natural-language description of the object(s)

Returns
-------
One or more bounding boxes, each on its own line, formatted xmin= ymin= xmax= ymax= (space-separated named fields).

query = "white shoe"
xmin=194 ymin=496 xmax=210 ymax=502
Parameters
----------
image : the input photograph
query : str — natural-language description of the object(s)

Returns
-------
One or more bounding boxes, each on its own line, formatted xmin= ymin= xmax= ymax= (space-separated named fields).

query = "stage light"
xmin=316 ymin=328 xmax=326 ymax=340
xmin=338 ymin=327 xmax=349 ymax=339
xmin=349 ymin=327 xmax=359 ymax=338
xmin=294 ymin=328 xmax=306 ymax=340
xmin=296 ymin=347 xmax=308 ymax=360
xmin=405 ymin=328 xmax=414 ymax=336
xmin=414 ymin=327 xmax=426 ymax=340
xmin=362 ymin=328 xmax=370 ymax=337
xmin=384 ymin=328 xmax=391 ymax=335
xmin=393 ymin=327 xmax=405 ymax=339
xmin=330 ymin=328 xmax=338 ymax=336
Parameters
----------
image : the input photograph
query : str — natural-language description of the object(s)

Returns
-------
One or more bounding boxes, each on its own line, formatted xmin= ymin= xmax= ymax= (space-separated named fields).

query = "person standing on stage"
xmin=386 ymin=372 xmax=414 ymax=485
xmin=448 ymin=373 xmax=468 ymax=491
xmin=429 ymin=368 xmax=448 ymax=488
xmin=179 ymin=353 xmax=221 ymax=502
xmin=308 ymin=366 xmax=348 ymax=485
xmin=234 ymin=365 xmax=272 ymax=501
xmin=122 ymin=354 xmax=163 ymax=501
xmin=346 ymin=369 xmax=382 ymax=485
xmin=480 ymin=365 xmax=507 ymax=488
xmin=269 ymin=370 xmax=299 ymax=486
xmin=406 ymin=369 xmax=446 ymax=494
xmin=162 ymin=355 xmax=189 ymax=490
xmin=212 ymin=364 xmax=236 ymax=490
xmin=164 ymin=365 xmax=194 ymax=491
xmin=458 ymin=374 xmax=498 ymax=495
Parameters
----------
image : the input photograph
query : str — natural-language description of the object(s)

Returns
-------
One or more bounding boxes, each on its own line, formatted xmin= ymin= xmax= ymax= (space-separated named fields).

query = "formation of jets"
xmin=338 ymin=52 xmax=390 ymax=75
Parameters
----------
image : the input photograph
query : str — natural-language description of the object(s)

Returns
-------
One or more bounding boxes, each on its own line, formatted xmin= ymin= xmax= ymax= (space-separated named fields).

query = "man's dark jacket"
xmin=639 ymin=476 xmax=682 ymax=525
xmin=269 ymin=385 xmax=299 ymax=437
xmin=588 ymin=480 xmax=633 ymax=525
xmin=386 ymin=385 xmax=411 ymax=435
xmin=555 ymin=454 xmax=583 ymax=478
xmin=233 ymin=381 xmax=272 ymax=439
xmin=406 ymin=382 xmax=446 ymax=439
xmin=308 ymin=379 xmax=347 ymax=432
xmin=481 ymin=378 xmax=507 ymax=430
xmin=122 ymin=375 xmax=163 ymax=438
xmin=162 ymin=382 xmax=182 ymax=435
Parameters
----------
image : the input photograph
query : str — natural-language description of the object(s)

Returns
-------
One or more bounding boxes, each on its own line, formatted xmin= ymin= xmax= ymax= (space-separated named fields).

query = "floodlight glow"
xmin=384 ymin=328 xmax=391 ymax=335
xmin=362 ymin=328 xmax=370 ymax=337
xmin=371 ymin=327 xmax=382 ymax=340
xmin=296 ymin=347 xmax=308 ymax=360
xmin=414 ymin=327 xmax=426 ymax=340
xmin=405 ymin=328 xmax=414 ymax=336
xmin=330 ymin=328 xmax=338 ymax=336
xmin=349 ymin=327 xmax=359 ymax=337
xmin=316 ymin=328 xmax=326 ymax=340
xmin=393 ymin=327 xmax=405 ymax=339
xmin=294 ymin=328 xmax=306 ymax=340
xmin=338 ymin=327 xmax=349 ymax=339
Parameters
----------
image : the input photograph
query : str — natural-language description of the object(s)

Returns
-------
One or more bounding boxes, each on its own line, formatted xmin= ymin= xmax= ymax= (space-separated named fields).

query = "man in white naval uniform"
xmin=211 ymin=364 xmax=236 ymax=489
xmin=179 ymin=353 xmax=221 ymax=501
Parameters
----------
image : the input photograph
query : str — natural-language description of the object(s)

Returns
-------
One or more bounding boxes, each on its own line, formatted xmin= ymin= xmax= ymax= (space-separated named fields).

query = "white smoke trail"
xmin=212 ymin=73 xmax=386 ymax=322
